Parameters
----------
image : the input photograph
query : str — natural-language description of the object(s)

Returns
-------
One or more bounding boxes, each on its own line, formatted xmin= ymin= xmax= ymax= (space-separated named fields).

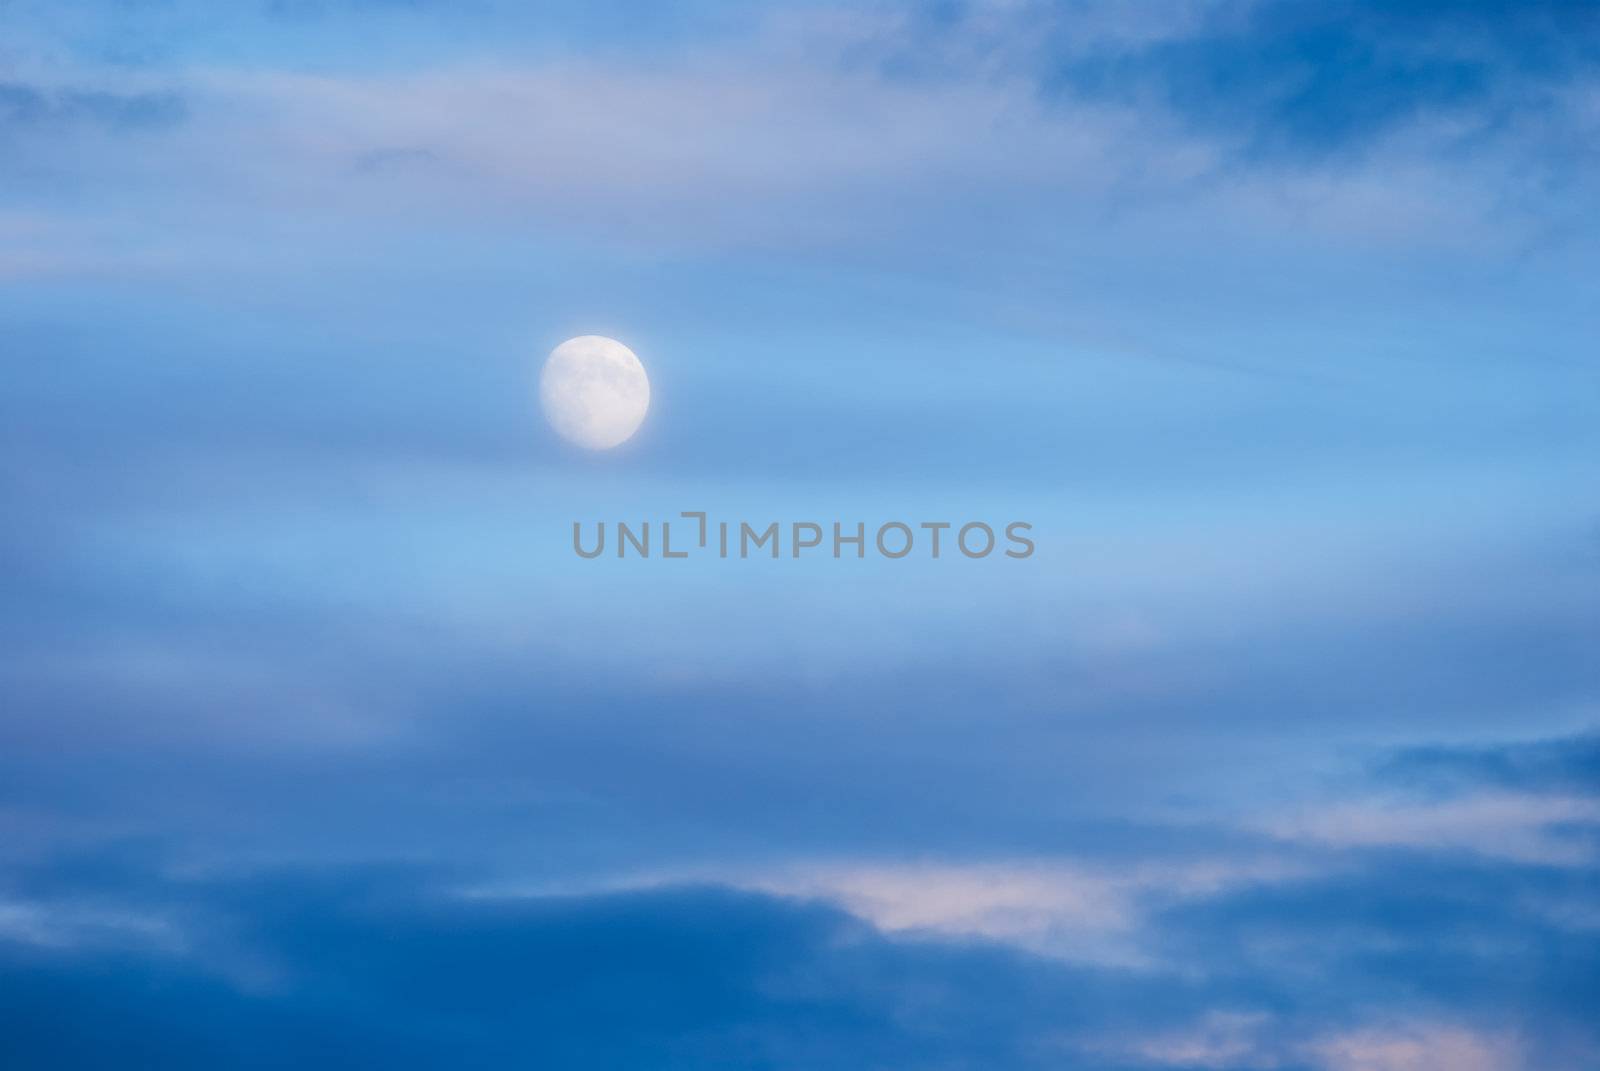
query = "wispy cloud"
xmin=1094 ymin=1014 xmax=1530 ymax=1071
xmin=0 ymin=80 xmax=185 ymax=130
xmin=6 ymin=2 xmax=1595 ymax=269
xmin=718 ymin=856 xmax=1313 ymax=965
xmin=1306 ymin=1023 xmax=1526 ymax=1071
xmin=1260 ymin=792 xmax=1600 ymax=865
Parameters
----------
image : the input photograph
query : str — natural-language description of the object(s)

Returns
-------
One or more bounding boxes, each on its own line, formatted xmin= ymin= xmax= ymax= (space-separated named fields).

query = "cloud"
xmin=1260 ymin=792 xmax=1600 ymax=865
xmin=0 ymin=897 xmax=180 ymax=953
xmin=0 ymin=81 xmax=186 ymax=131
xmin=744 ymin=860 xmax=1140 ymax=954
xmin=877 ymin=0 xmax=1600 ymax=154
xmin=689 ymin=856 xmax=1314 ymax=965
xmin=4 ymin=827 xmax=1599 ymax=1070
xmin=0 ymin=868 xmax=1081 ymax=1070
xmin=1248 ymin=731 xmax=1600 ymax=866
xmin=1306 ymin=1022 xmax=1525 ymax=1071
xmin=1117 ymin=1010 xmax=1281 ymax=1069
xmin=0 ymin=733 xmax=1596 ymax=1068
xmin=1377 ymin=732 xmax=1600 ymax=795
xmin=1099 ymin=1013 xmax=1530 ymax=1071
xmin=6 ymin=1 xmax=1595 ymax=265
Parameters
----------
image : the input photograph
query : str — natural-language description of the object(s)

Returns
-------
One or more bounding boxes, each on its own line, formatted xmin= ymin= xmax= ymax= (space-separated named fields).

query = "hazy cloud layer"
xmin=4 ymin=733 xmax=1597 ymax=1070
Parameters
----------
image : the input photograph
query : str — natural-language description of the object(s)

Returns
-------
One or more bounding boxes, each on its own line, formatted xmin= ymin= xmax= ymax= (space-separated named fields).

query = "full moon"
xmin=539 ymin=335 xmax=651 ymax=450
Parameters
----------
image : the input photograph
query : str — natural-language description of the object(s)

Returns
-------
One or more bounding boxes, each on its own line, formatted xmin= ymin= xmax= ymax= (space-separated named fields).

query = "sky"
xmin=2 ymin=1 xmax=1599 ymax=1067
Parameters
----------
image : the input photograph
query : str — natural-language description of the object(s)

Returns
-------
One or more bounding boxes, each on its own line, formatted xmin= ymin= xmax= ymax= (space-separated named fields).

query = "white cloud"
xmin=465 ymin=782 xmax=1600 ymax=969
xmin=1111 ymin=1010 xmax=1280 ymax=1069
xmin=740 ymin=859 xmax=1140 ymax=960
xmin=1260 ymin=792 xmax=1600 ymax=866
xmin=0 ymin=897 xmax=182 ymax=953
xmin=9 ymin=3 xmax=1585 ymax=269
xmin=1089 ymin=1015 xmax=1531 ymax=1071
xmin=470 ymin=853 xmax=1312 ymax=965
xmin=1307 ymin=1022 xmax=1525 ymax=1071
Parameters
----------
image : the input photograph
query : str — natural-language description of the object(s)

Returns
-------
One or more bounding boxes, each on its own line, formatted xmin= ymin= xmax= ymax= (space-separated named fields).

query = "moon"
xmin=539 ymin=335 xmax=651 ymax=450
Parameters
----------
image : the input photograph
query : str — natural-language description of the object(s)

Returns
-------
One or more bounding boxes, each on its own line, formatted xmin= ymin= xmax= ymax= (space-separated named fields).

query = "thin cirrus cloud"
xmin=1260 ymin=792 xmax=1600 ymax=866
xmin=1100 ymin=1014 xmax=1529 ymax=1071
xmin=4 ymin=1 xmax=1596 ymax=261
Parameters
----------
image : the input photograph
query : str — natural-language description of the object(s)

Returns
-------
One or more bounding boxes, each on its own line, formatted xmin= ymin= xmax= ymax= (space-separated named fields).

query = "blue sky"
xmin=2 ymin=2 xmax=1599 ymax=1068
